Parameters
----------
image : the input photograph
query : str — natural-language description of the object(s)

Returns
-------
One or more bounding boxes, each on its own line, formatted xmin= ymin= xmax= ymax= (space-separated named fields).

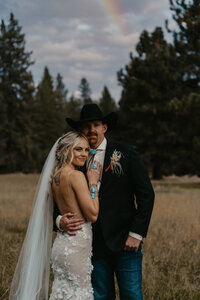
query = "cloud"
xmin=77 ymin=23 xmax=92 ymax=31
xmin=1 ymin=0 xmax=171 ymax=102
xmin=74 ymin=90 xmax=81 ymax=99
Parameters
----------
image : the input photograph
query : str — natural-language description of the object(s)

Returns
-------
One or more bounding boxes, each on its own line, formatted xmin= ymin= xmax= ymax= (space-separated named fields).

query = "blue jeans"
xmin=91 ymin=244 xmax=143 ymax=300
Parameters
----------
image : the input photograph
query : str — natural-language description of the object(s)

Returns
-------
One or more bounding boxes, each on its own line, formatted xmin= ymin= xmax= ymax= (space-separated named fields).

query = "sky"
xmin=0 ymin=0 xmax=172 ymax=102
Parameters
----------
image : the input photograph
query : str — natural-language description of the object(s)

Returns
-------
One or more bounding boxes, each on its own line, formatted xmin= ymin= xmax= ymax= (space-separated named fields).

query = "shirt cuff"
xmin=129 ymin=232 xmax=143 ymax=241
xmin=56 ymin=215 xmax=63 ymax=231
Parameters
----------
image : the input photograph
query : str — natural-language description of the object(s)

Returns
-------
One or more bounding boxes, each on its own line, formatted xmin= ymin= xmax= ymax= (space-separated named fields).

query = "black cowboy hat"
xmin=66 ymin=104 xmax=118 ymax=131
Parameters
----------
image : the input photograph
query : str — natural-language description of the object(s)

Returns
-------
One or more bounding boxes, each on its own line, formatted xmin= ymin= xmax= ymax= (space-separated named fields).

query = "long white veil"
xmin=9 ymin=139 xmax=59 ymax=300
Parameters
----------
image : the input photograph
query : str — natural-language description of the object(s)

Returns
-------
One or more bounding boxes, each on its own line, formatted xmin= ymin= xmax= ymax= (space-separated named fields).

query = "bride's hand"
xmin=87 ymin=161 xmax=102 ymax=184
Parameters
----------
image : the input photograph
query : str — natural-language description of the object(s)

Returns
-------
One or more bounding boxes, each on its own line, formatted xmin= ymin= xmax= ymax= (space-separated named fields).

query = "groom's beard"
xmin=87 ymin=133 xmax=98 ymax=147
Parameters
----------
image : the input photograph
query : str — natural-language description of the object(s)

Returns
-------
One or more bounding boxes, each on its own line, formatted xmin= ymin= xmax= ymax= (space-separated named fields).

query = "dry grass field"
xmin=0 ymin=174 xmax=200 ymax=300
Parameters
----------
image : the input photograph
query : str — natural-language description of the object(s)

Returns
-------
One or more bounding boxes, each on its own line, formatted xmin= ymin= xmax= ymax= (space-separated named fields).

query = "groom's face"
xmin=80 ymin=120 xmax=108 ymax=149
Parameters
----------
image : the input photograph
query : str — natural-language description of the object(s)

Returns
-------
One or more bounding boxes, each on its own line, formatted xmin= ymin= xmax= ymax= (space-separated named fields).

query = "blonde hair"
xmin=55 ymin=131 xmax=88 ymax=169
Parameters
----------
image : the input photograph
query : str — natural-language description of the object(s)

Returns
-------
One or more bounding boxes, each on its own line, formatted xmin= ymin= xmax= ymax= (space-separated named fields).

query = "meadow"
xmin=0 ymin=174 xmax=200 ymax=300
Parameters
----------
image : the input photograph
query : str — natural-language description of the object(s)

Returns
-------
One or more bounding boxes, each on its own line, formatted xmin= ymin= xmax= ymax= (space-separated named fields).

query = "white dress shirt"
xmin=89 ymin=137 xmax=107 ymax=190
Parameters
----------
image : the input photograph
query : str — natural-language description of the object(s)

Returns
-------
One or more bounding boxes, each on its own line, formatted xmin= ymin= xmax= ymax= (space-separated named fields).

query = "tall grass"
xmin=142 ymin=182 xmax=200 ymax=299
xmin=0 ymin=174 xmax=39 ymax=299
xmin=0 ymin=174 xmax=200 ymax=299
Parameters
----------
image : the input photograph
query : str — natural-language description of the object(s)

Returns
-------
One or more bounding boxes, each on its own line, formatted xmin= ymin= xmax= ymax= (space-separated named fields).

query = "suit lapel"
xmin=99 ymin=140 xmax=115 ymax=195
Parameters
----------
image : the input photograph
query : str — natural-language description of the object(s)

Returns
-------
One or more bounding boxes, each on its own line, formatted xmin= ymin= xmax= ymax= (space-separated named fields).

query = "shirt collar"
xmin=96 ymin=137 xmax=107 ymax=151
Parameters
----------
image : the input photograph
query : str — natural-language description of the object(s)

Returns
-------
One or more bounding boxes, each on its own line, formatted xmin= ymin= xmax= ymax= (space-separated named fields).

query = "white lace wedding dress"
xmin=49 ymin=221 xmax=94 ymax=300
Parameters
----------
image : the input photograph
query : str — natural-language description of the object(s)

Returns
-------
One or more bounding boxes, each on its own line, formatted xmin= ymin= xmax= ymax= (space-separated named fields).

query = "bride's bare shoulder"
xmin=69 ymin=170 xmax=86 ymax=183
xmin=59 ymin=168 xmax=85 ymax=185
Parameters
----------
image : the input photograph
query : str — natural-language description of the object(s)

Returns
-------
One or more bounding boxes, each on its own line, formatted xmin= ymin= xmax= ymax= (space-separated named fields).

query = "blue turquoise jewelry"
xmin=92 ymin=164 xmax=97 ymax=169
xmin=89 ymin=183 xmax=97 ymax=199
xmin=90 ymin=149 xmax=97 ymax=155
xmin=86 ymin=149 xmax=97 ymax=169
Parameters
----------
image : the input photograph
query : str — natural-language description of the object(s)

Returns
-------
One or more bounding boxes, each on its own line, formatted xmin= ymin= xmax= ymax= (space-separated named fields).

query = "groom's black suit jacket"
xmin=54 ymin=140 xmax=154 ymax=256
xmin=91 ymin=140 xmax=154 ymax=256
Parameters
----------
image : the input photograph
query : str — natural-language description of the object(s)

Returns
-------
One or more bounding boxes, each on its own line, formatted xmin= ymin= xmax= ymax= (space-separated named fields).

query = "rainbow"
xmin=97 ymin=0 xmax=128 ymax=35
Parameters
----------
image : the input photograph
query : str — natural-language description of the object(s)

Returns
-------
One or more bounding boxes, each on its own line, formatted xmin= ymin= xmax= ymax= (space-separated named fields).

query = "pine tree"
xmin=78 ymin=77 xmax=92 ymax=104
xmin=65 ymin=95 xmax=81 ymax=128
xmin=165 ymin=0 xmax=200 ymax=175
xmin=55 ymin=73 xmax=68 ymax=104
xmin=168 ymin=0 xmax=200 ymax=93
xmin=118 ymin=27 xmax=179 ymax=178
xmin=118 ymin=1 xmax=200 ymax=178
xmin=55 ymin=73 xmax=68 ymax=130
xmin=0 ymin=13 xmax=34 ymax=172
xmin=33 ymin=67 xmax=65 ymax=170
xmin=99 ymin=86 xmax=117 ymax=114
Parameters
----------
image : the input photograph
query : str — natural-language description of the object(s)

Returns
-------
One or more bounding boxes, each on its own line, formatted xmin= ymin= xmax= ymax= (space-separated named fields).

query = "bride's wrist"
xmin=88 ymin=181 xmax=98 ymax=186
xmin=89 ymin=183 xmax=98 ymax=199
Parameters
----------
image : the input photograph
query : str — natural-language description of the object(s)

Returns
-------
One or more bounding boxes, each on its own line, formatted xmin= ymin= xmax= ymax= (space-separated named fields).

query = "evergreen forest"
xmin=0 ymin=0 xmax=199 ymax=178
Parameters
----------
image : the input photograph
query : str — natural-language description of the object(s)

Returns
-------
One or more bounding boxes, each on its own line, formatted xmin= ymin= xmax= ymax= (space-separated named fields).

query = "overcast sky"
xmin=0 ymin=0 xmax=172 ymax=102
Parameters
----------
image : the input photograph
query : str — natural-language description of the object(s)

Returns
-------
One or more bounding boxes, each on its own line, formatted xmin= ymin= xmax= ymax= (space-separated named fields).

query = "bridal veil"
xmin=9 ymin=139 xmax=59 ymax=300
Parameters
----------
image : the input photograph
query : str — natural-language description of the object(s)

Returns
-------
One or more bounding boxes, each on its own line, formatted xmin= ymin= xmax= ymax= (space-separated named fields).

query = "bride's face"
xmin=68 ymin=138 xmax=90 ymax=168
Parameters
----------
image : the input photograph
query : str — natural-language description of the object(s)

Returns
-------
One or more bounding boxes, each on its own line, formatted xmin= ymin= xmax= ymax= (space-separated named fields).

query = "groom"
xmin=55 ymin=104 xmax=154 ymax=300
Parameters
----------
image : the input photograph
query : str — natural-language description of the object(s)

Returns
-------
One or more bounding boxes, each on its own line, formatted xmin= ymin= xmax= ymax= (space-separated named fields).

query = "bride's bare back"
xmin=52 ymin=164 xmax=100 ymax=222
xmin=52 ymin=166 xmax=84 ymax=219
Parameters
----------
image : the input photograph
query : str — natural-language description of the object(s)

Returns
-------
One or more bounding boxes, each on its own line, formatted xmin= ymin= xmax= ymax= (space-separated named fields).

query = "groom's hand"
xmin=124 ymin=236 xmax=141 ymax=252
xmin=60 ymin=213 xmax=85 ymax=236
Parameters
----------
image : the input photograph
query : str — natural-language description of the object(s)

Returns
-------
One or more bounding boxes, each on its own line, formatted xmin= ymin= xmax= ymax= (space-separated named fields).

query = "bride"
xmin=9 ymin=131 xmax=101 ymax=300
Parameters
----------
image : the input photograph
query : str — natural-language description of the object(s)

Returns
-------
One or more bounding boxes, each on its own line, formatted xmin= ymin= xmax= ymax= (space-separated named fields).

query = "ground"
xmin=0 ymin=174 xmax=200 ymax=300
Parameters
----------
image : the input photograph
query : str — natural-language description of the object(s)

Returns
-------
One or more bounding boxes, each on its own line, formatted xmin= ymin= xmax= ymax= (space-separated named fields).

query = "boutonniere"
xmin=105 ymin=150 xmax=123 ymax=175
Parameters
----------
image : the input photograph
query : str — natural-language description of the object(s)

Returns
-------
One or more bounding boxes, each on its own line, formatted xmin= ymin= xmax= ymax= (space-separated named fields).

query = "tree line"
xmin=0 ymin=0 xmax=199 ymax=178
